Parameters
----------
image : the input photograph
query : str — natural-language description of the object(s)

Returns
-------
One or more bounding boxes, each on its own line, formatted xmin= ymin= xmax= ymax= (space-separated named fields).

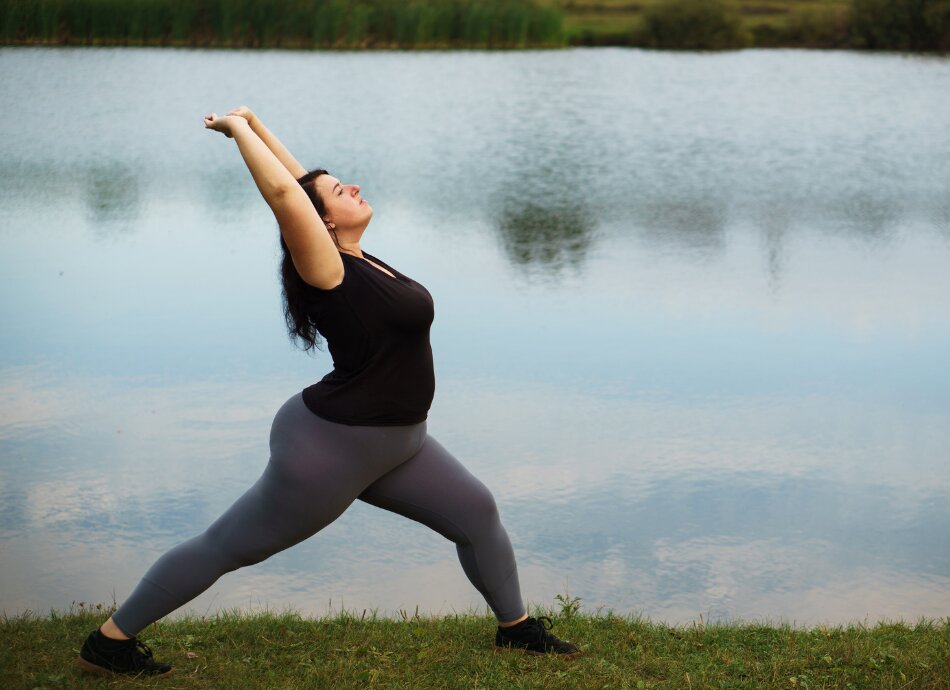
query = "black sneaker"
xmin=77 ymin=629 xmax=173 ymax=677
xmin=495 ymin=615 xmax=581 ymax=658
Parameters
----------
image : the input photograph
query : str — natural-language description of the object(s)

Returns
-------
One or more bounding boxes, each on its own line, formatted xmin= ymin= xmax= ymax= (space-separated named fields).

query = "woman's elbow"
xmin=271 ymin=182 xmax=293 ymax=202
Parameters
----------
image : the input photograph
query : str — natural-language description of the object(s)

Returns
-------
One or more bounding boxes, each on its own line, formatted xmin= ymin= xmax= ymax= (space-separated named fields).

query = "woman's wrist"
xmin=228 ymin=117 xmax=254 ymax=140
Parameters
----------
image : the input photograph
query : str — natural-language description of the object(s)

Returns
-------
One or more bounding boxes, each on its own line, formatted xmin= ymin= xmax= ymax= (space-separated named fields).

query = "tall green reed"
xmin=1 ymin=0 xmax=565 ymax=49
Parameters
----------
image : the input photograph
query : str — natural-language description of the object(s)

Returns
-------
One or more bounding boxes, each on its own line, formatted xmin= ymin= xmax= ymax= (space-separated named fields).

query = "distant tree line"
xmin=1 ymin=0 xmax=947 ymax=51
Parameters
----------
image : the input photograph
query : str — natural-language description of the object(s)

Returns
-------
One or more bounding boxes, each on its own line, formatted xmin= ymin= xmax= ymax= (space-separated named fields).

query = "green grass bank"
xmin=2 ymin=602 xmax=948 ymax=689
xmin=2 ymin=0 xmax=949 ymax=51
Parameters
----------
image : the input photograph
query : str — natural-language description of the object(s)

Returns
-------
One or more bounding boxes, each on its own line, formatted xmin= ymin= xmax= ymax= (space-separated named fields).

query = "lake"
xmin=1 ymin=46 xmax=948 ymax=627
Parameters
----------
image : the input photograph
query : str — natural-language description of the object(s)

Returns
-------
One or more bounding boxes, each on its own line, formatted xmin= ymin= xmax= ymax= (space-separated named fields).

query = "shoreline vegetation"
xmin=2 ymin=602 xmax=948 ymax=688
xmin=1 ymin=0 xmax=948 ymax=52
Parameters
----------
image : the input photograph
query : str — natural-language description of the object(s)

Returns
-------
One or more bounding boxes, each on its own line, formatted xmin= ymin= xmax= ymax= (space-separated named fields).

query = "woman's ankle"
xmin=99 ymin=617 xmax=131 ymax=640
xmin=498 ymin=612 xmax=529 ymax=628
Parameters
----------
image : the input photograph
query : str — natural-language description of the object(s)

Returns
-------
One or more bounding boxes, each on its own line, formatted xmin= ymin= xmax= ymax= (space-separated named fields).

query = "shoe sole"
xmin=495 ymin=644 xmax=582 ymax=660
xmin=77 ymin=655 xmax=174 ymax=677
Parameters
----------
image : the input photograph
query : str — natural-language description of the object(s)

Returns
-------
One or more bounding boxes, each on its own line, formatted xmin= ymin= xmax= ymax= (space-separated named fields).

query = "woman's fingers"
xmin=203 ymin=113 xmax=235 ymax=138
xmin=202 ymin=112 xmax=234 ymax=137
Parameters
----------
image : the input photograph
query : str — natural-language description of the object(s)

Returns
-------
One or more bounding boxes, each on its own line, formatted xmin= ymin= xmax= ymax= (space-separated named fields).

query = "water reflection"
xmin=832 ymin=190 xmax=901 ymax=243
xmin=632 ymin=197 xmax=728 ymax=261
xmin=492 ymin=199 xmax=592 ymax=273
xmin=936 ymin=204 xmax=950 ymax=240
xmin=759 ymin=210 xmax=789 ymax=293
xmin=1 ymin=369 xmax=948 ymax=625
xmin=5 ymin=476 xmax=208 ymax=546
xmin=527 ymin=475 xmax=950 ymax=578
xmin=198 ymin=164 xmax=257 ymax=222
xmin=81 ymin=162 xmax=141 ymax=236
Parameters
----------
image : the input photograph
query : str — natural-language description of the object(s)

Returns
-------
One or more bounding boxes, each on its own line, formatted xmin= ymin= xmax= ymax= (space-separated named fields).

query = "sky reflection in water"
xmin=1 ymin=46 xmax=949 ymax=626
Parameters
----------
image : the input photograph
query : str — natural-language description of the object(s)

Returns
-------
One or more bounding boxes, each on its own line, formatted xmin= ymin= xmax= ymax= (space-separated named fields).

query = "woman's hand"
xmin=227 ymin=105 xmax=257 ymax=127
xmin=203 ymin=113 xmax=247 ymax=139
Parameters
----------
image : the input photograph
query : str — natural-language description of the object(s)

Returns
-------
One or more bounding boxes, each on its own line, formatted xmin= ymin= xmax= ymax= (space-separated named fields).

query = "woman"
xmin=76 ymin=106 xmax=581 ymax=677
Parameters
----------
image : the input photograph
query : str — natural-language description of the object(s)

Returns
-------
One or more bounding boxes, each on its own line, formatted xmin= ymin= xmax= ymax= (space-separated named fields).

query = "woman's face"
xmin=315 ymin=174 xmax=372 ymax=233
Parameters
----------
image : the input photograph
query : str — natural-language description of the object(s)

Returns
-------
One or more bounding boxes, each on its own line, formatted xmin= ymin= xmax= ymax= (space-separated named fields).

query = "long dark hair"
xmin=280 ymin=167 xmax=341 ymax=352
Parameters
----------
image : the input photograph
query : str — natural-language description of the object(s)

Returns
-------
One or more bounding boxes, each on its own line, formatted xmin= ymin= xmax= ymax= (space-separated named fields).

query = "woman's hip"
xmin=269 ymin=391 xmax=428 ymax=472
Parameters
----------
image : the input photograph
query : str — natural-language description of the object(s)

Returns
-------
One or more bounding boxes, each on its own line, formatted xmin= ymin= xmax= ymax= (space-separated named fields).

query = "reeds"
xmin=0 ymin=0 xmax=566 ymax=49
xmin=3 ymin=0 xmax=947 ymax=51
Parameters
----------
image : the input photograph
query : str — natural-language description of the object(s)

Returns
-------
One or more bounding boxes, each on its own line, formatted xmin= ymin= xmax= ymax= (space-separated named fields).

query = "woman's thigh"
xmin=356 ymin=434 xmax=502 ymax=544
xmin=205 ymin=394 xmax=428 ymax=559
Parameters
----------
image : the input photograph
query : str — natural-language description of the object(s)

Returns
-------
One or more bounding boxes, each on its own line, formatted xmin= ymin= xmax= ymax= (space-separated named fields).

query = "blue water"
xmin=1 ymin=46 xmax=949 ymax=626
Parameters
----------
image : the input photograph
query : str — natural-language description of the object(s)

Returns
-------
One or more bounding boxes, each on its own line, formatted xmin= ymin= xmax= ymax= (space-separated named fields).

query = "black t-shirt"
xmin=301 ymin=251 xmax=435 ymax=425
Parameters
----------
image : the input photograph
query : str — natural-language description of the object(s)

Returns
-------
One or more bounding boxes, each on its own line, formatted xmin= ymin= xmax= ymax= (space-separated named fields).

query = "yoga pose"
xmin=77 ymin=106 xmax=580 ymax=677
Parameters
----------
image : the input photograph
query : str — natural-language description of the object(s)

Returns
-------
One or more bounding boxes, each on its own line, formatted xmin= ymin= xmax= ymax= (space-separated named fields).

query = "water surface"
xmin=1 ymin=46 xmax=949 ymax=626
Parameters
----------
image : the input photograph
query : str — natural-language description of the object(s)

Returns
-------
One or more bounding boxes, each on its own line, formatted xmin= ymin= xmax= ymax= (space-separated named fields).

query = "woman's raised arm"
xmin=204 ymin=113 xmax=343 ymax=289
xmin=228 ymin=106 xmax=308 ymax=180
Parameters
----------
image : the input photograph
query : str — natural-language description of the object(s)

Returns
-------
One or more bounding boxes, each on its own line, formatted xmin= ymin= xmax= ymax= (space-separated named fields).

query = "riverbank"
xmin=2 ymin=0 xmax=948 ymax=52
xmin=2 ymin=603 xmax=947 ymax=688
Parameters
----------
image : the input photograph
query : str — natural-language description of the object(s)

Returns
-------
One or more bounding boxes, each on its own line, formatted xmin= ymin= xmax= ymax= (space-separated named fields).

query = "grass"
xmin=2 ymin=599 xmax=948 ymax=688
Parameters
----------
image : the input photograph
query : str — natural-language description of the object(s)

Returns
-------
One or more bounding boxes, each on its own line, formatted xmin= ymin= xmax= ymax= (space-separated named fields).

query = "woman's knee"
xmin=459 ymin=480 xmax=503 ymax=535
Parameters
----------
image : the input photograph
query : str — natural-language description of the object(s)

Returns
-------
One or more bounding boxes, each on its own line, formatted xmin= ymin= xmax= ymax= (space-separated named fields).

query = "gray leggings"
xmin=110 ymin=392 xmax=526 ymax=636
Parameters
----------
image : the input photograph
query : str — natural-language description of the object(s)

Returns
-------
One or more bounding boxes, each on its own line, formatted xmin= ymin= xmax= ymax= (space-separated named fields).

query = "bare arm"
xmin=204 ymin=113 xmax=343 ymax=289
xmin=228 ymin=106 xmax=308 ymax=180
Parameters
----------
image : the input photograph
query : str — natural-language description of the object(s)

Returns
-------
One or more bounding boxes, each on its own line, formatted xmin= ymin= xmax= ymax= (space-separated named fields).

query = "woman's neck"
xmin=337 ymin=241 xmax=363 ymax=259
